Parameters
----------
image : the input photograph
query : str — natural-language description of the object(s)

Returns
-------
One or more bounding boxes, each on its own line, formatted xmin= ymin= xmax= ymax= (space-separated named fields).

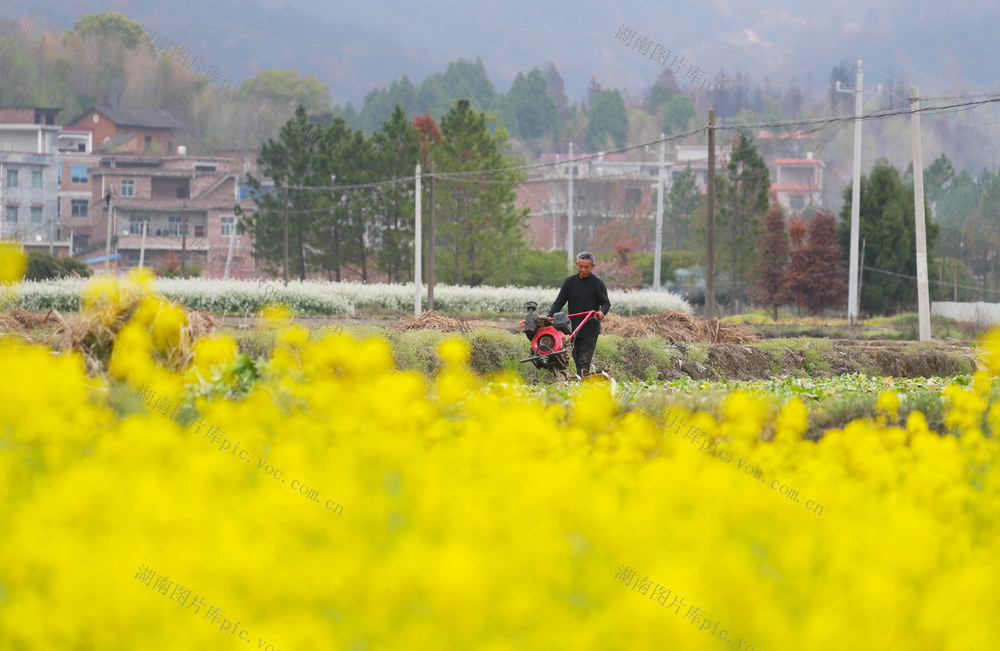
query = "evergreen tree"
xmin=543 ymin=62 xmax=569 ymax=119
xmin=432 ymin=100 xmax=528 ymax=286
xmin=240 ymin=106 xmax=328 ymax=280
xmin=585 ymin=89 xmax=627 ymax=151
xmin=648 ymin=69 xmax=680 ymax=113
xmin=507 ymin=67 xmax=559 ymax=140
xmin=370 ymin=106 xmax=420 ymax=283
xmin=664 ymin=165 xmax=702 ymax=250
xmin=837 ymin=159 xmax=938 ymax=314
xmin=715 ymin=131 xmax=770 ymax=308
xmin=662 ymin=94 xmax=696 ymax=135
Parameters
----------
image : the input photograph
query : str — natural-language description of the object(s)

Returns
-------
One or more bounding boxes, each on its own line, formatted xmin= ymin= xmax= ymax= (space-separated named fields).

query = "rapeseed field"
xmin=1 ymin=249 xmax=998 ymax=650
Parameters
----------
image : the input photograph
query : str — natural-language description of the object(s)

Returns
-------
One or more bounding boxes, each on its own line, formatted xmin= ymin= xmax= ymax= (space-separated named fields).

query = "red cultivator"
xmin=518 ymin=301 xmax=601 ymax=380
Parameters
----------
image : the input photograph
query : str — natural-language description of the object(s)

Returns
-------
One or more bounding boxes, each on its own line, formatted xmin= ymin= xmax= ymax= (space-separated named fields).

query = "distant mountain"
xmin=5 ymin=0 xmax=999 ymax=107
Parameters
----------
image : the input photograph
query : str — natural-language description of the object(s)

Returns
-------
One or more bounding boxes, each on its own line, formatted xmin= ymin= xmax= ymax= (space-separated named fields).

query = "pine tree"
xmin=715 ymin=131 xmax=770 ymax=310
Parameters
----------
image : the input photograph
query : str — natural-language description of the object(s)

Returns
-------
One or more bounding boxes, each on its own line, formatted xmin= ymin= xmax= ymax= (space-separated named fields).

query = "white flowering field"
xmin=5 ymin=278 xmax=691 ymax=316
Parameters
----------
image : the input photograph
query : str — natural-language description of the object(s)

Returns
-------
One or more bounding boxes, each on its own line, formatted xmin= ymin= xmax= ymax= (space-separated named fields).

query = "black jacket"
xmin=548 ymin=273 xmax=611 ymax=338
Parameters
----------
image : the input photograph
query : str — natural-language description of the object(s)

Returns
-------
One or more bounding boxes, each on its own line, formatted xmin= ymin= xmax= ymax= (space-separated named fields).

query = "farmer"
xmin=548 ymin=251 xmax=611 ymax=378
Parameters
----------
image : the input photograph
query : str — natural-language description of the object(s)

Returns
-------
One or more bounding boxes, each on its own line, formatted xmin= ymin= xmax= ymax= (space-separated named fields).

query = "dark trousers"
xmin=572 ymin=335 xmax=598 ymax=375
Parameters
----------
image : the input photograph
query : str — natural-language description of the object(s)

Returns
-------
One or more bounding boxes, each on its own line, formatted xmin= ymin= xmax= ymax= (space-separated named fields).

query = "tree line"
xmin=239 ymin=102 xmax=528 ymax=287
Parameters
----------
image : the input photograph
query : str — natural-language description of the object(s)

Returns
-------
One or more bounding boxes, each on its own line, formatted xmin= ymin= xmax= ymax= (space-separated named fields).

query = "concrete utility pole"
xmin=910 ymin=86 xmax=932 ymax=341
xmin=706 ymin=110 xmax=716 ymax=318
xmin=567 ymin=142 xmax=574 ymax=270
xmin=414 ymin=163 xmax=422 ymax=316
xmin=224 ymin=220 xmax=236 ymax=280
xmin=104 ymin=187 xmax=113 ymax=272
xmin=838 ymin=60 xmax=864 ymax=326
xmin=428 ymin=161 xmax=436 ymax=311
xmin=139 ymin=220 xmax=147 ymax=269
xmin=181 ymin=202 xmax=187 ymax=278
xmin=282 ymin=176 xmax=289 ymax=285
xmin=653 ymin=132 xmax=666 ymax=291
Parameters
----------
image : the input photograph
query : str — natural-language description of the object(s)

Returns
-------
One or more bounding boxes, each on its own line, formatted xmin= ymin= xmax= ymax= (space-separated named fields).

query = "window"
xmin=221 ymin=216 xmax=235 ymax=236
xmin=121 ymin=179 xmax=134 ymax=197
xmin=625 ymin=188 xmax=642 ymax=205
xmin=789 ymin=196 xmax=805 ymax=210
xmin=57 ymin=199 xmax=61 ymax=219
xmin=77 ymin=143 xmax=86 ymax=152
xmin=194 ymin=225 xmax=204 ymax=237
xmin=167 ymin=216 xmax=184 ymax=237
xmin=71 ymin=199 xmax=88 ymax=217
xmin=145 ymin=135 xmax=152 ymax=149
xmin=30 ymin=207 xmax=42 ymax=223
xmin=71 ymin=165 xmax=88 ymax=184
xmin=129 ymin=215 xmax=149 ymax=235
xmin=5 ymin=205 xmax=17 ymax=222
xmin=195 ymin=165 xmax=216 ymax=172
xmin=32 ymin=171 xmax=42 ymax=188
xmin=58 ymin=164 xmax=62 ymax=184
xmin=6 ymin=169 xmax=17 ymax=187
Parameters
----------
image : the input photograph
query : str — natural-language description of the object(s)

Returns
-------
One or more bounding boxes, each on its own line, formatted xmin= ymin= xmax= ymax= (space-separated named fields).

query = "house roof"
xmin=70 ymin=106 xmax=185 ymax=130
xmin=95 ymin=133 xmax=139 ymax=152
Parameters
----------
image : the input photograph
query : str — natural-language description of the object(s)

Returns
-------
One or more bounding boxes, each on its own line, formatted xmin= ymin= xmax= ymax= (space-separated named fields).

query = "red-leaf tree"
xmin=800 ymin=211 xmax=847 ymax=315
xmin=750 ymin=204 xmax=790 ymax=320
xmin=786 ymin=217 xmax=810 ymax=314
xmin=412 ymin=111 xmax=442 ymax=166
xmin=788 ymin=210 xmax=847 ymax=315
xmin=591 ymin=219 xmax=642 ymax=289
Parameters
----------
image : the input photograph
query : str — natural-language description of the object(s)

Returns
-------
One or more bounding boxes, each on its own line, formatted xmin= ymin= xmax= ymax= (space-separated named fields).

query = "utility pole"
xmin=181 ymin=202 xmax=187 ymax=278
xmin=139 ymin=220 xmax=147 ymax=269
xmin=428 ymin=160 xmax=436 ymax=311
xmin=858 ymin=238 xmax=866 ymax=314
xmin=653 ymin=132 xmax=666 ymax=291
xmin=282 ymin=176 xmax=289 ymax=286
xmin=838 ymin=60 xmax=864 ymax=326
xmin=567 ymin=141 xmax=574 ymax=270
xmin=224 ymin=220 xmax=236 ymax=280
xmin=414 ymin=163 xmax=422 ymax=316
xmin=910 ymin=86 xmax=932 ymax=341
xmin=48 ymin=217 xmax=54 ymax=256
xmin=706 ymin=109 xmax=716 ymax=318
xmin=953 ymin=254 xmax=958 ymax=301
xmin=104 ymin=187 xmax=113 ymax=272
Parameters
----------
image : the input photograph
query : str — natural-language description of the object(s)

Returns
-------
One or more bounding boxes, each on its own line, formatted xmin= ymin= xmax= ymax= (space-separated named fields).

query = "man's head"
xmin=576 ymin=251 xmax=596 ymax=278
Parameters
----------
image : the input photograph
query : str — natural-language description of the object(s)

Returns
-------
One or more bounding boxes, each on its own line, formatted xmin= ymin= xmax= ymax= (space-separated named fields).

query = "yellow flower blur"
xmin=2 ymin=291 xmax=1000 ymax=650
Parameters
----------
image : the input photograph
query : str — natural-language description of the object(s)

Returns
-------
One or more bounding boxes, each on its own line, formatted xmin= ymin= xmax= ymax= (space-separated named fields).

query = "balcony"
xmin=116 ymin=234 xmax=210 ymax=252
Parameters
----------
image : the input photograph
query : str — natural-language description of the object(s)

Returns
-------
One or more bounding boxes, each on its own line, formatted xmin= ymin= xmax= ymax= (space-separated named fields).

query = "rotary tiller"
xmin=518 ymin=301 xmax=600 ymax=378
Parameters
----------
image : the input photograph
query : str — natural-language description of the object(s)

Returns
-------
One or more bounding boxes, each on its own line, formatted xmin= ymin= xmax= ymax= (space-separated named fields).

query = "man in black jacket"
xmin=548 ymin=251 xmax=611 ymax=378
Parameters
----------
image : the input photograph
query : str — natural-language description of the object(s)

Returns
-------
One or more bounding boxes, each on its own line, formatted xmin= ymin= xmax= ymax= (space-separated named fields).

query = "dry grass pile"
xmin=1 ymin=306 xmax=217 ymax=375
xmin=602 ymin=311 xmax=757 ymax=344
xmin=0 ymin=307 xmax=56 ymax=333
xmin=397 ymin=310 xmax=503 ymax=333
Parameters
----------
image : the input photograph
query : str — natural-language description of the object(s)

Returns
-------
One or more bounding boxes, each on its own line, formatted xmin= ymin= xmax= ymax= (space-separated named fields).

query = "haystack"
xmin=602 ymin=311 xmax=757 ymax=344
xmin=397 ymin=310 xmax=504 ymax=333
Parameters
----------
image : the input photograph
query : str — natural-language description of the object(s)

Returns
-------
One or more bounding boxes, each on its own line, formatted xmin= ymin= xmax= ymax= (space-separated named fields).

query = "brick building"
xmin=80 ymin=153 xmax=258 ymax=277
